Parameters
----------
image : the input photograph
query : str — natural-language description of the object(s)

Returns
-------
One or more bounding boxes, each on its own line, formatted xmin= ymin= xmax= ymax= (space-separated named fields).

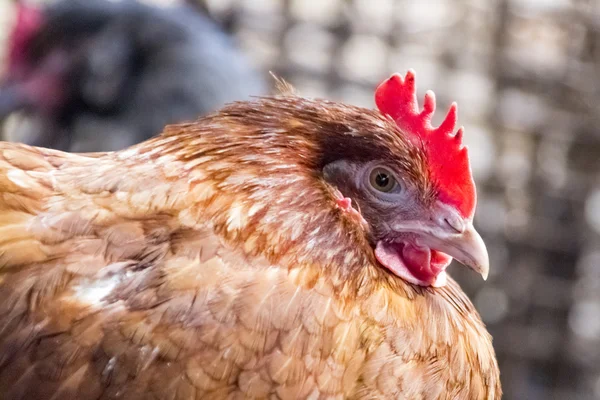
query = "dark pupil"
xmin=375 ymin=173 xmax=390 ymax=188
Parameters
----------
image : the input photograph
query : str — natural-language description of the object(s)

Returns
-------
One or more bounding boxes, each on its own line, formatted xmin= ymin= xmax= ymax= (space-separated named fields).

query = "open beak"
xmin=415 ymin=221 xmax=489 ymax=280
xmin=391 ymin=203 xmax=490 ymax=281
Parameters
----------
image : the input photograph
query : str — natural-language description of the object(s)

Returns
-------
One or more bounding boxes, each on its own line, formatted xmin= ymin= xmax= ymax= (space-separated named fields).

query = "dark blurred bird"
xmin=0 ymin=0 xmax=266 ymax=152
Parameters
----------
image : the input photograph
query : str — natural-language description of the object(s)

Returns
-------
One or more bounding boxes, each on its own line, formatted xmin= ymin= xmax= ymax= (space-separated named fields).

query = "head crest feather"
xmin=374 ymin=70 xmax=476 ymax=218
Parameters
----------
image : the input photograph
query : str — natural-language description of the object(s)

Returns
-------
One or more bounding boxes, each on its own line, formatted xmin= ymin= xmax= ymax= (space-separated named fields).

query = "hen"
xmin=0 ymin=71 xmax=501 ymax=399
xmin=0 ymin=0 xmax=265 ymax=152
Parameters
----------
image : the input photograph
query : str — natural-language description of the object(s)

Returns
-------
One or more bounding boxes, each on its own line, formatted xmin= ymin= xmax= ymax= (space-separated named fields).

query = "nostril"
xmin=444 ymin=216 xmax=465 ymax=233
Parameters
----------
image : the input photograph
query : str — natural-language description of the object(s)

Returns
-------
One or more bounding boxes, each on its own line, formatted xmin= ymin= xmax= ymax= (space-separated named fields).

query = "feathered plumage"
xmin=0 ymin=72 xmax=500 ymax=399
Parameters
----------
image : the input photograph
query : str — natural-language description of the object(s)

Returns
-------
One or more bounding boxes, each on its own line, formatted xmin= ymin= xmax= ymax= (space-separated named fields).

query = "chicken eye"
xmin=369 ymin=167 xmax=398 ymax=193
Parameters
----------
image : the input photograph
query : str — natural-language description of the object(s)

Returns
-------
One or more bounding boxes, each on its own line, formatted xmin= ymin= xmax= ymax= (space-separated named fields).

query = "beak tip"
xmin=481 ymin=268 xmax=489 ymax=281
xmin=452 ymin=222 xmax=490 ymax=282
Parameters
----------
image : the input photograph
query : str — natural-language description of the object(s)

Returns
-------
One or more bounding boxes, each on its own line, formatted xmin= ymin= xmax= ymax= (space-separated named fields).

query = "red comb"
xmin=374 ymin=70 xmax=476 ymax=218
xmin=7 ymin=2 xmax=44 ymax=77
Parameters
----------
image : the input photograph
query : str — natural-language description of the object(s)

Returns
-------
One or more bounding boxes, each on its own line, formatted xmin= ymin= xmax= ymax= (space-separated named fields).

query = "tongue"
xmin=402 ymin=243 xmax=433 ymax=282
xmin=374 ymin=241 xmax=452 ymax=287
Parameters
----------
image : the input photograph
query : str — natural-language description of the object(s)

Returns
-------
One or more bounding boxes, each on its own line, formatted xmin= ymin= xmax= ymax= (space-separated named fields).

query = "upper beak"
xmin=416 ymin=221 xmax=489 ymax=280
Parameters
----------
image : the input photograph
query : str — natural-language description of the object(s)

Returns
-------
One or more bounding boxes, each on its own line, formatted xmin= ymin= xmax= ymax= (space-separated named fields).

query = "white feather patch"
xmin=7 ymin=170 xmax=32 ymax=188
xmin=72 ymin=275 xmax=121 ymax=306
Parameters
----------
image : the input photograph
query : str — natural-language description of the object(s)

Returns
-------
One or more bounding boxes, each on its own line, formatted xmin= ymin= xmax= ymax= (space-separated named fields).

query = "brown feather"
xmin=0 ymin=96 xmax=500 ymax=399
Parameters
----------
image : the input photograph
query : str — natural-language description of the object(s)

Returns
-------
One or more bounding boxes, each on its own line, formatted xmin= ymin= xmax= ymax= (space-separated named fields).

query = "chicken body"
xmin=0 ymin=96 xmax=500 ymax=399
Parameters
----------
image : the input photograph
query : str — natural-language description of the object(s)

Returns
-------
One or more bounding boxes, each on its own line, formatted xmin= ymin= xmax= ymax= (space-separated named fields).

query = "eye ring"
xmin=368 ymin=166 xmax=399 ymax=193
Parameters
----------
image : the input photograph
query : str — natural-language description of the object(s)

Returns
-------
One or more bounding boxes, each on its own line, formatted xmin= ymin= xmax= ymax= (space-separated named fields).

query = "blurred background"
xmin=1 ymin=0 xmax=600 ymax=398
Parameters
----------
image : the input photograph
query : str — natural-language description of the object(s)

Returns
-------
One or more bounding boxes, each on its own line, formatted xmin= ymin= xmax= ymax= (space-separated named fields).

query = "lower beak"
xmin=416 ymin=222 xmax=489 ymax=280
